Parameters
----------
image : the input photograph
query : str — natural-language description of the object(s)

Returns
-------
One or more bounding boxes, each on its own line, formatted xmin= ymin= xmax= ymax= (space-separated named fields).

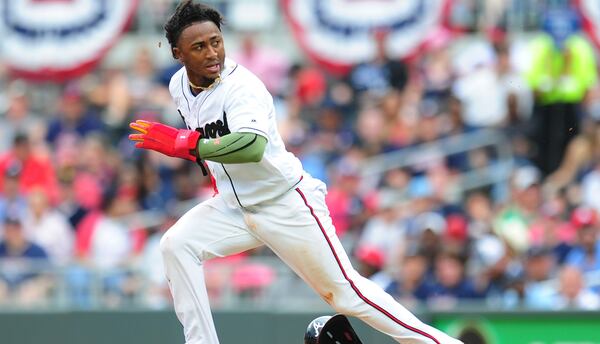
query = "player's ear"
xmin=172 ymin=47 xmax=182 ymax=61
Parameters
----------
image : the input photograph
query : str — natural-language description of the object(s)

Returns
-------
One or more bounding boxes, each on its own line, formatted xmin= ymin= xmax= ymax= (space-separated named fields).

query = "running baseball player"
xmin=129 ymin=1 xmax=462 ymax=343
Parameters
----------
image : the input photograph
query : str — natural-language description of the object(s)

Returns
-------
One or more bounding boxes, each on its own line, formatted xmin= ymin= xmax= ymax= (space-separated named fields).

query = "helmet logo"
xmin=312 ymin=321 xmax=325 ymax=337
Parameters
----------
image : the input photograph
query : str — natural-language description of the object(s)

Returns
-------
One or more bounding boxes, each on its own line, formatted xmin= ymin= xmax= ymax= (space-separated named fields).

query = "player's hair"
xmin=164 ymin=0 xmax=224 ymax=58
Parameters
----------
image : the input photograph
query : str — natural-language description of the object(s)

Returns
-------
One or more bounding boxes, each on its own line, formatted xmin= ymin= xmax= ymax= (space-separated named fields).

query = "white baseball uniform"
xmin=163 ymin=58 xmax=462 ymax=344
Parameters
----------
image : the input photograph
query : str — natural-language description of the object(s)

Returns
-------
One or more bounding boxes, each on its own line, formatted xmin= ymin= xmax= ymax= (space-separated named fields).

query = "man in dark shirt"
xmin=0 ymin=215 xmax=50 ymax=303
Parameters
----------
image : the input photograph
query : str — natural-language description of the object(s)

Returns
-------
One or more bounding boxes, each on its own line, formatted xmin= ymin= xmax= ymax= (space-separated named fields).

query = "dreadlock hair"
xmin=164 ymin=0 xmax=224 ymax=59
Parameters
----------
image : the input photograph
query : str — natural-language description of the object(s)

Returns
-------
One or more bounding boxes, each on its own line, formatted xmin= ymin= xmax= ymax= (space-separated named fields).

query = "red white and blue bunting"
xmin=576 ymin=0 xmax=600 ymax=51
xmin=1 ymin=0 xmax=138 ymax=81
xmin=282 ymin=0 xmax=450 ymax=74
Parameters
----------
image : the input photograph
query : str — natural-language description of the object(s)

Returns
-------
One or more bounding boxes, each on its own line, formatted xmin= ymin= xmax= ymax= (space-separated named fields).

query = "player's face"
xmin=174 ymin=21 xmax=225 ymax=87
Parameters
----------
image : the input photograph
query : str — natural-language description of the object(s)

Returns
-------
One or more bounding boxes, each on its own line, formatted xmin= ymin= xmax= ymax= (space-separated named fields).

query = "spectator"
xmin=357 ymin=189 xmax=406 ymax=268
xmin=452 ymin=39 xmax=507 ymax=128
xmin=71 ymin=186 xmax=137 ymax=307
xmin=420 ymin=250 xmax=482 ymax=308
xmin=348 ymin=30 xmax=409 ymax=98
xmin=470 ymin=234 xmax=515 ymax=301
xmin=565 ymin=208 xmax=600 ymax=274
xmin=494 ymin=165 xmax=543 ymax=253
xmin=523 ymin=245 xmax=558 ymax=308
xmin=0 ymin=81 xmax=41 ymax=152
xmin=385 ymin=248 xmax=429 ymax=308
xmin=0 ymin=162 xmax=28 ymax=226
xmin=355 ymin=244 xmax=390 ymax=289
xmin=46 ymin=83 xmax=104 ymax=145
xmin=407 ymin=212 xmax=446 ymax=271
xmin=231 ymin=32 xmax=291 ymax=96
xmin=525 ymin=8 xmax=597 ymax=176
xmin=0 ymin=134 xmax=59 ymax=203
xmin=552 ymin=266 xmax=600 ymax=310
xmin=0 ymin=215 xmax=51 ymax=305
xmin=545 ymin=110 xmax=600 ymax=197
xmin=22 ymin=188 xmax=74 ymax=265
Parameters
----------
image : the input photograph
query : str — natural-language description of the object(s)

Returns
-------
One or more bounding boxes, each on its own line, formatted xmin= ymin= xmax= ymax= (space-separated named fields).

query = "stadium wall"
xmin=2 ymin=309 xmax=599 ymax=344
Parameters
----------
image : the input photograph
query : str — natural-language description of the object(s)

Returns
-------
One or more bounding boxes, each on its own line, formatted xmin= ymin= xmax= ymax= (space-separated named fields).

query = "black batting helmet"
xmin=304 ymin=316 xmax=332 ymax=344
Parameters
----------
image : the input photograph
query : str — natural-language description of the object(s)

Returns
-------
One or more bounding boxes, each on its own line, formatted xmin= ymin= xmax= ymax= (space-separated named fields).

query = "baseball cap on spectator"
xmin=376 ymin=189 xmax=404 ymax=210
xmin=4 ymin=160 xmax=22 ymax=178
xmin=334 ymin=157 xmax=361 ymax=179
xmin=473 ymin=234 xmax=505 ymax=268
xmin=542 ymin=8 xmax=579 ymax=49
xmin=62 ymin=81 xmax=83 ymax=101
xmin=419 ymin=97 xmax=441 ymax=118
xmin=571 ymin=207 xmax=598 ymax=229
xmin=414 ymin=212 xmax=446 ymax=235
xmin=4 ymin=213 xmax=22 ymax=226
xmin=512 ymin=165 xmax=541 ymax=191
xmin=296 ymin=67 xmax=326 ymax=105
xmin=525 ymin=245 xmax=553 ymax=260
xmin=445 ymin=214 xmax=468 ymax=241
xmin=355 ymin=245 xmax=385 ymax=270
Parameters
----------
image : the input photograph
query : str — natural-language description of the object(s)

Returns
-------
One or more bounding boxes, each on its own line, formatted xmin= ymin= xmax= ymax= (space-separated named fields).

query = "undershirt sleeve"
xmin=196 ymin=132 xmax=267 ymax=164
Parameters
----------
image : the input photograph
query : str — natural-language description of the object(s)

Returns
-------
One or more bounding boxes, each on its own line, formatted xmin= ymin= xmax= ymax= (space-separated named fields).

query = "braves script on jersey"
xmin=169 ymin=58 xmax=303 ymax=208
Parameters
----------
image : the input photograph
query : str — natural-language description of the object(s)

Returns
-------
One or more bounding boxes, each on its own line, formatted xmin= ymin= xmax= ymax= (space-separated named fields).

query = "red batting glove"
xmin=129 ymin=120 xmax=201 ymax=161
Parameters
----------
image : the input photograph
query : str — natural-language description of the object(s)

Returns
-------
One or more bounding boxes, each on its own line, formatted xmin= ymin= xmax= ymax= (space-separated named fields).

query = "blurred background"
xmin=1 ymin=0 xmax=600 ymax=343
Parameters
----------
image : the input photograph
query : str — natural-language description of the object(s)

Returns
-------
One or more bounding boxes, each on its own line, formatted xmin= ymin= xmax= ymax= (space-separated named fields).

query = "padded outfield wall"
xmin=1 ymin=309 xmax=599 ymax=344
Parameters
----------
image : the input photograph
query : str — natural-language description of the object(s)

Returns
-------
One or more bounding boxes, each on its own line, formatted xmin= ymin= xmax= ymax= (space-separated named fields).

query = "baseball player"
xmin=129 ymin=1 xmax=462 ymax=343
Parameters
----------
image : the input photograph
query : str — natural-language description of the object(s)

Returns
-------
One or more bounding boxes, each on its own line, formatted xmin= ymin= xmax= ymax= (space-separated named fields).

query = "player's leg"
xmin=160 ymin=195 xmax=262 ymax=344
xmin=246 ymin=177 xmax=461 ymax=344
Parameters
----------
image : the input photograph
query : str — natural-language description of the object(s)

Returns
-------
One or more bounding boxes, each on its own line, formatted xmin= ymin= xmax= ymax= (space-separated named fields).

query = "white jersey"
xmin=169 ymin=58 xmax=303 ymax=208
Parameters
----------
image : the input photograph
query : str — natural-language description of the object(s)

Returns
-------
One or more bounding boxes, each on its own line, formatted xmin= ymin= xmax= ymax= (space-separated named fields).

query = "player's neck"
xmin=188 ymin=76 xmax=220 ymax=96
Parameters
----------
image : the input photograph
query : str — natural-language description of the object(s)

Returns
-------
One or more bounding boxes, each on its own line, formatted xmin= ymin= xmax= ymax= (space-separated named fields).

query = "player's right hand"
xmin=129 ymin=120 xmax=201 ymax=161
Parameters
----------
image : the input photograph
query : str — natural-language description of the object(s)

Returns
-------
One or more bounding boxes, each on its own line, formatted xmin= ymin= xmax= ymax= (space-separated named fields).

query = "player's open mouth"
xmin=206 ymin=64 xmax=220 ymax=73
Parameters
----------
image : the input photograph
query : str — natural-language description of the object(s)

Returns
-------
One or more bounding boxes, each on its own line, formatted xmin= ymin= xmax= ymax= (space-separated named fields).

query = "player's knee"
xmin=321 ymin=289 xmax=361 ymax=316
xmin=159 ymin=226 xmax=187 ymax=258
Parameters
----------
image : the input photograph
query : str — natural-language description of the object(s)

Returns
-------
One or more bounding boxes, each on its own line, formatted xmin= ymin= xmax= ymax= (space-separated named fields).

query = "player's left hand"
xmin=129 ymin=120 xmax=201 ymax=161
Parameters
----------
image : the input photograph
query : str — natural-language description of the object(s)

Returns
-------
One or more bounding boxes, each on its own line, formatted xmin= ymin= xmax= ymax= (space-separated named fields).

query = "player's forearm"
xmin=197 ymin=132 xmax=267 ymax=163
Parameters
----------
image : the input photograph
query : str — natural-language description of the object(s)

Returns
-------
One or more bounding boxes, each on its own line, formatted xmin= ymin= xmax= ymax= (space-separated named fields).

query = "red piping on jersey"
xmin=294 ymin=187 xmax=442 ymax=344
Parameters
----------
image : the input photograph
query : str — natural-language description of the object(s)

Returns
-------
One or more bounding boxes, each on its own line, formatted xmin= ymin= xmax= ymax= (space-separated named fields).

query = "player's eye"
xmin=211 ymin=40 xmax=220 ymax=47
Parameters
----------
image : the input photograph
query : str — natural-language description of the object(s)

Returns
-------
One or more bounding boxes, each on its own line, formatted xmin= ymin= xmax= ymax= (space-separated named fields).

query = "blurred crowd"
xmin=1 ymin=2 xmax=600 ymax=312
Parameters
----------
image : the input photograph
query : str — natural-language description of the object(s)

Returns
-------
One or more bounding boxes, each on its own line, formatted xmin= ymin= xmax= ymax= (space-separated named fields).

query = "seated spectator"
xmin=552 ymin=266 xmax=600 ymax=310
xmin=581 ymin=161 xmax=600 ymax=217
xmin=348 ymin=30 xmax=408 ymax=99
xmin=46 ymin=83 xmax=104 ymax=145
xmin=0 ymin=215 xmax=51 ymax=306
xmin=357 ymin=189 xmax=406 ymax=268
xmin=494 ymin=165 xmax=543 ymax=254
xmin=565 ymin=208 xmax=600 ymax=274
xmin=523 ymin=245 xmax=558 ymax=308
xmin=406 ymin=212 xmax=446 ymax=271
xmin=355 ymin=244 xmax=390 ymax=289
xmin=0 ymin=162 xmax=28 ymax=226
xmin=231 ymin=33 xmax=290 ymax=96
xmin=69 ymin=186 xmax=138 ymax=307
xmin=470 ymin=234 xmax=515 ymax=300
xmin=0 ymin=134 xmax=59 ymax=204
xmin=528 ymin=190 xmax=576 ymax=263
xmin=22 ymin=188 xmax=73 ymax=265
xmin=0 ymin=80 xmax=41 ymax=152
xmin=420 ymin=250 xmax=482 ymax=308
xmin=385 ymin=248 xmax=429 ymax=308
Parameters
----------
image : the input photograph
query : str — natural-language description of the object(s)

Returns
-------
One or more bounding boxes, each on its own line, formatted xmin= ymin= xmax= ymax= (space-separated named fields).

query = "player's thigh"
xmin=248 ymin=179 xmax=355 ymax=295
xmin=161 ymin=196 xmax=263 ymax=261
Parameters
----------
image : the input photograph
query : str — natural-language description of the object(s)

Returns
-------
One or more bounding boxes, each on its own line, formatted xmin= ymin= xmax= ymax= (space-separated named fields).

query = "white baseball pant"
xmin=160 ymin=174 xmax=462 ymax=344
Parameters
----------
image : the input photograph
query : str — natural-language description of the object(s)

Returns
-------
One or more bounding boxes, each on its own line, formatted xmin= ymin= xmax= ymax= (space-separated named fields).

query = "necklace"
xmin=188 ymin=76 xmax=221 ymax=91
